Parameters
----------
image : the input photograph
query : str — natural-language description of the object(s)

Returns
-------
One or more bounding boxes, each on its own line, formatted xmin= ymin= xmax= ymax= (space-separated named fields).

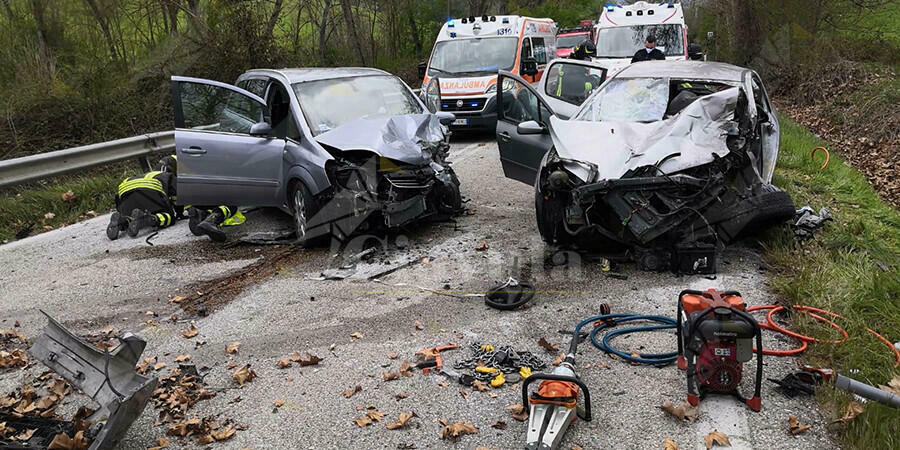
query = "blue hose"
xmin=577 ymin=314 xmax=678 ymax=366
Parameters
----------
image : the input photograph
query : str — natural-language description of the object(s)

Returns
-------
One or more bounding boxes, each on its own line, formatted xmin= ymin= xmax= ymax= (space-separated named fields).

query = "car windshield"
xmin=557 ymin=34 xmax=588 ymax=49
xmin=574 ymin=77 xmax=670 ymax=122
xmin=595 ymin=24 xmax=684 ymax=58
xmin=428 ymin=37 xmax=518 ymax=76
xmin=292 ymin=75 xmax=423 ymax=136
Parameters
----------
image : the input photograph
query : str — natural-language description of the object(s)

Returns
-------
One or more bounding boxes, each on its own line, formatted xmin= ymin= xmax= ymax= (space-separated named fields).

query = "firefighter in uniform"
xmin=106 ymin=155 xmax=181 ymax=240
xmin=187 ymin=205 xmax=245 ymax=243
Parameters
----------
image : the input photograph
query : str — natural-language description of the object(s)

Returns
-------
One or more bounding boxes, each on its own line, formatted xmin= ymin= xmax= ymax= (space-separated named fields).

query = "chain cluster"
xmin=453 ymin=342 xmax=547 ymax=381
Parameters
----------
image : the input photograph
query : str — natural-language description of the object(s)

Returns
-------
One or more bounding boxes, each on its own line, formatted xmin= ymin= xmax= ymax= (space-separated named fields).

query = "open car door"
xmin=538 ymin=59 xmax=607 ymax=119
xmin=171 ymin=76 xmax=285 ymax=207
xmin=495 ymin=71 xmax=555 ymax=185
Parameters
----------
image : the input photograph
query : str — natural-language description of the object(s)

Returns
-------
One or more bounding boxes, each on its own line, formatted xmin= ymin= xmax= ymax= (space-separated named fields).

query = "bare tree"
xmin=340 ymin=0 xmax=366 ymax=65
xmin=83 ymin=0 xmax=122 ymax=62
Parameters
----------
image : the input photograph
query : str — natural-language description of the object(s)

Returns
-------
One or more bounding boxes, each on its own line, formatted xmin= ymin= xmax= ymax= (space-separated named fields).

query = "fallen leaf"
xmin=437 ymin=380 xmax=449 ymax=387
xmin=399 ymin=361 xmax=414 ymax=376
xmin=788 ymin=415 xmax=811 ymax=435
xmin=14 ymin=429 xmax=35 ymax=441
xmin=174 ymin=354 xmax=191 ymax=362
xmin=475 ymin=241 xmax=489 ymax=251
xmin=878 ymin=374 xmax=900 ymax=396
xmin=366 ymin=409 xmax=385 ymax=422
xmin=277 ymin=357 xmax=292 ymax=369
xmin=704 ymin=430 xmax=731 ymax=449
xmin=663 ymin=438 xmax=678 ymax=450
xmin=488 ymin=392 xmax=498 ymax=398
xmin=491 ymin=420 xmax=507 ymax=430
xmin=472 ymin=380 xmax=491 ymax=392
xmin=552 ymin=353 xmax=565 ymax=366
xmin=212 ymin=426 xmax=235 ymax=441
xmin=297 ymin=353 xmax=323 ymax=366
xmin=386 ymin=411 xmax=417 ymax=430
xmin=180 ymin=324 xmax=199 ymax=338
xmin=459 ymin=388 xmax=468 ymax=399
xmin=351 ymin=332 xmax=363 ymax=340
xmin=169 ymin=296 xmax=185 ymax=304
xmin=354 ymin=415 xmax=373 ymax=427
xmin=394 ymin=393 xmax=408 ymax=400
xmin=537 ymin=337 xmax=559 ymax=353
xmin=383 ymin=370 xmax=400 ymax=381
xmin=832 ymin=401 xmax=864 ymax=424
xmin=572 ymin=446 xmax=584 ymax=450
xmin=388 ymin=352 xmax=399 ymax=359
xmin=226 ymin=342 xmax=240 ymax=354
xmin=415 ymin=320 xmax=424 ymax=330
xmin=225 ymin=362 xmax=237 ymax=370
xmin=44 ymin=212 xmax=55 ymax=219
xmin=48 ymin=431 xmax=90 ymax=449
xmin=61 ymin=191 xmax=77 ymax=202
xmin=343 ymin=385 xmax=362 ymax=398
xmin=273 ymin=399 xmax=284 ymax=408
xmin=507 ymin=403 xmax=529 ymax=421
xmin=232 ymin=364 xmax=257 ymax=386
xmin=439 ymin=420 xmax=479 ymax=440
xmin=660 ymin=400 xmax=700 ymax=422
xmin=153 ymin=361 xmax=167 ymax=371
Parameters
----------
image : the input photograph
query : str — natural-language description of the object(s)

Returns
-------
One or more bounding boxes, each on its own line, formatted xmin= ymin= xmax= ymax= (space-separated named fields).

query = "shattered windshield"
xmin=595 ymin=25 xmax=684 ymax=58
xmin=575 ymin=78 xmax=670 ymax=122
xmin=428 ymin=37 xmax=518 ymax=76
xmin=293 ymin=75 xmax=423 ymax=136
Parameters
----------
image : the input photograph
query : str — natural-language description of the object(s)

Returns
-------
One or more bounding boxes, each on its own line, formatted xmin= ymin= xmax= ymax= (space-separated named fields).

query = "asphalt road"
xmin=0 ymin=134 xmax=838 ymax=450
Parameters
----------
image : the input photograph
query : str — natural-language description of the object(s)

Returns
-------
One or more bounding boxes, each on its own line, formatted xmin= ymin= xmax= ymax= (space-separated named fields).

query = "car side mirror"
xmin=417 ymin=61 xmax=427 ymax=79
xmin=435 ymin=111 xmax=456 ymax=126
xmin=517 ymin=120 xmax=545 ymax=135
xmin=521 ymin=57 xmax=539 ymax=77
xmin=249 ymin=121 xmax=273 ymax=137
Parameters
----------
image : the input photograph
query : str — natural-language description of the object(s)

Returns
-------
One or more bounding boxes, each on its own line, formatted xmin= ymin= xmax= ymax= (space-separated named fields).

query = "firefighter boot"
xmin=197 ymin=209 xmax=227 ymax=242
xmin=128 ymin=208 xmax=159 ymax=237
xmin=187 ymin=207 xmax=208 ymax=236
xmin=106 ymin=211 xmax=128 ymax=240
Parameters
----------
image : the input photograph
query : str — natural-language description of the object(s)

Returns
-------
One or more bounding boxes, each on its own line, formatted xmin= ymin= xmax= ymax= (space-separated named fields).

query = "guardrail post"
xmin=138 ymin=156 xmax=152 ymax=173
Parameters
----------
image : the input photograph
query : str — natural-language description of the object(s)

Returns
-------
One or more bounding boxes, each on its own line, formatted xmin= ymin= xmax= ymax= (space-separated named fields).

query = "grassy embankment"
xmin=765 ymin=116 xmax=899 ymax=449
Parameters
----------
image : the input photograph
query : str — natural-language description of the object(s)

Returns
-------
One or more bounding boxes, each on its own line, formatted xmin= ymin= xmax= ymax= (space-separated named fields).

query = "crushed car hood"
xmin=550 ymin=87 xmax=739 ymax=181
xmin=315 ymin=114 xmax=444 ymax=166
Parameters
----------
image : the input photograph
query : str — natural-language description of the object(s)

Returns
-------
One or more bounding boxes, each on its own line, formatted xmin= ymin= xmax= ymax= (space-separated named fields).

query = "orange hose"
xmin=811 ymin=146 xmax=830 ymax=169
xmin=867 ymin=328 xmax=900 ymax=368
xmin=765 ymin=305 xmax=849 ymax=344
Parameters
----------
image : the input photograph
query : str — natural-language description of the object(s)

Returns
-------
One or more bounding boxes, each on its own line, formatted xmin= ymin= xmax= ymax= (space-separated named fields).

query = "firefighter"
xmin=187 ymin=205 xmax=245 ymax=243
xmin=106 ymin=156 xmax=180 ymax=240
xmin=569 ymin=40 xmax=596 ymax=61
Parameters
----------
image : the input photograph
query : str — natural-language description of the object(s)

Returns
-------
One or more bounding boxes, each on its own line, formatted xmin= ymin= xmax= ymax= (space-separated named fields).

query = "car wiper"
xmin=429 ymin=67 xmax=455 ymax=76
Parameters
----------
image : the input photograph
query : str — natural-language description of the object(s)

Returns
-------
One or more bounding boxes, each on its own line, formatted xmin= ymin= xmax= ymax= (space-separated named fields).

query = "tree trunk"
xmin=267 ymin=0 xmax=284 ymax=39
xmin=318 ymin=0 xmax=333 ymax=63
xmin=730 ymin=0 xmax=760 ymax=66
xmin=406 ymin=1 xmax=421 ymax=55
xmin=166 ymin=0 xmax=178 ymax=35
xmin=2 ymin=0 xmax=14 ymax=20
xmin=340 ymin=0 xmax=366 ymax=65
xmin=83 ymin=0 xmax=121 ymax=62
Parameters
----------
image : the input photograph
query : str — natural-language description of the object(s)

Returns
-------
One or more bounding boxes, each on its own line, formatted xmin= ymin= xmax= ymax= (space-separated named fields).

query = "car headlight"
xmin=485 ymin=78 xmax=516 ymax=94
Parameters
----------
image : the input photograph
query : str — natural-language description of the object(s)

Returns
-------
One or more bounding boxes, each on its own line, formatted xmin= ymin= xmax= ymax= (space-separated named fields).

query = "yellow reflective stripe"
xmin=144 ymin=171 xmax=162 ymax=180
xmin=117 ymin=180 xmax=164 ymax=196
xmin=222 ymin=210 xmax=245 ymax=226
xmin=218 ymin=206 xmax=231 ymax=217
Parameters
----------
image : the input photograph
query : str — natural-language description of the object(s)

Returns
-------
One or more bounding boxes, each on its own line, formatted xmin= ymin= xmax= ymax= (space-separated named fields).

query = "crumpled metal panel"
xmin=550 ymin=87 xmax=740 ymax=181
xmin=315 ymin=114 xmax=445 ymax=166
xmin=29 ymin=311 xmax=157 ymax=450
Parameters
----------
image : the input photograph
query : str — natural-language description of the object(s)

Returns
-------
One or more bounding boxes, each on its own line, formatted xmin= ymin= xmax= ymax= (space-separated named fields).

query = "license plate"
xmin=452 ymin=119 xmax=469 ymax=126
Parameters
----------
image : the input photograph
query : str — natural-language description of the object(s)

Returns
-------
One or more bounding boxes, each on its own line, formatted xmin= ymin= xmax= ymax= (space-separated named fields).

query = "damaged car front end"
xmin=496 ymin=62 xmax=794 ymax=273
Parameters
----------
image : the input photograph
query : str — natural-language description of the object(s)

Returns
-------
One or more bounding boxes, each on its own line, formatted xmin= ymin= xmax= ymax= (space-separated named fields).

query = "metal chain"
xmin=452 ymin=342 xmax=547 ymax=381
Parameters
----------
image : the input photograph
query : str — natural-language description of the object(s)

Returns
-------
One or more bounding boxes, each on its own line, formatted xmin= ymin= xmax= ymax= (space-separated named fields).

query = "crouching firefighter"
xmin=187 ymin=205 xmax=245 ymax=243
xmin=106 ymin=156 xmax=181 ymax=240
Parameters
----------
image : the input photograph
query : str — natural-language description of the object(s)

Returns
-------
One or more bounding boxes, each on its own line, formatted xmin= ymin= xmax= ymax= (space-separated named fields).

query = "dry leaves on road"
xmin=146 ymin=436 xmax=169 ymax=450
xmin=180 ymin=324 xmax=199 ymax=338
xmin=289 ymin=352 xmax=323 ymax=366
xmin=174 ymin=354 xmax=191 ymax=362
xmin=551 ymin=353 xmax=565 ymax=366
xmin=506 ymin=404 xmax=529 ymax=421
xmin=537 ymin=337 xmax=558 ymax=353
xmin=475 ymin=241 xmax=489 ymax=251
xmin=459 ymin=388 xmax=468 ymax=399
xmin=225 ymin=342 xmax=240 ymax=354
xmin=169 ymin=296 xmax=185 ymax=304
xmin=385 ymin=412 xmax=417 ymax=430
xmin=383 ymin=370 xmax=400 ymax=381
xmin=663 ymin=438 xmax=679 ymax=450
xmin=491 ymin=421 xmax=507 ymax=430
xmin=415 ymin=321 xmax=424 ymax=330
xmin=167 ymin=416 xmax=237 ymax=444
xmin=343 ymin=385 xmax=362 ymax=398
xmin=277 ymin=357 xmax=292 ymax=369
xmin=388 ymin=352 xmax=399 ymax=359
xmin=47 ymin=430 xmax=90 ymax=449
xmin=232 ymin=364 xmax=257 ymax=386
xmin=472 ymin=380 xmax=491 ymax=392
xmin=273 ymin=399 xmax=284 ymax=408
xmin=350 ymin=332 xmax=364 ymax=340
xmin=660 ymin=400 xmax=700 ymax=422
xmin=60 ymin=191 xmax=77 ymax=202
xmin=0 ymin=349 xmax=29 ymax=369
xmin=704 ymin=430 xmax=731 ymax=449
xmin=439 ymin=419 xmax=479 ymax=441
xmin=832 ymin=402 xmax=864 ymax=424
xmin=354 ymin=409 xmax=386 ymax=427
xmin=394 ymin=393 xmax=408 ymax=400
xmin=788 ymin=415 xmax=811 ymax=435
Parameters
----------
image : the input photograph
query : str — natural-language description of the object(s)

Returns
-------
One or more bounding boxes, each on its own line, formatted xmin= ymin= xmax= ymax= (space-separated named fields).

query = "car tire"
xmin=535 ymin=187 xmax=572 ymax=246
xmin=289 ymin=181 xmax=325 ymax=248
xmin=742 ymin=183 xmax=796 ymax=232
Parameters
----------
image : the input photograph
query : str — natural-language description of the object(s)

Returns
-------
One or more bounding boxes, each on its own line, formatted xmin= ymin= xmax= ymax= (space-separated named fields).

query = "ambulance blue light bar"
xmin=606 ymin=4 xmax=614 ymax=11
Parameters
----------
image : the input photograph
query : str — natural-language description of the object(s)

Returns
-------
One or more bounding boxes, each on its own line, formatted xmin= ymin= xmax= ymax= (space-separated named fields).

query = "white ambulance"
xmin=593 ymin=1 xmax=689 ymax=78
xmin=419 ymin=15 xmax=557 ymax=131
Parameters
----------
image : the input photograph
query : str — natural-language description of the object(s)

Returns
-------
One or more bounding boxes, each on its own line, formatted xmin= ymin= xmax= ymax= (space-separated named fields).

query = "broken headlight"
xmin=544 ymin=148 xmax=598 ymax=190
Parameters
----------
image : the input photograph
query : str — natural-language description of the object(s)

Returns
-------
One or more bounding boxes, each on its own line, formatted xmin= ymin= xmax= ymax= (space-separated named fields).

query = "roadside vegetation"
xmin=765 ymin=117 xmax=900 ymax=449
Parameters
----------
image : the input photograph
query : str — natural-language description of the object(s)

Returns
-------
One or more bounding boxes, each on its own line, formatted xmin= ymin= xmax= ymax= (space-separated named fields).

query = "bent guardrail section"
xmin=0 ymin=131 xmax=174 ymax=188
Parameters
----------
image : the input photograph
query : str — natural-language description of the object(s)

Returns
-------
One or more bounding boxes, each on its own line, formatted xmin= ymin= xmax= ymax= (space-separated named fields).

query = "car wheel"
xmin=535 ymin=187 xmax=571 ymax=246
xmin=290 ymin=181 xmax=323 ymax=247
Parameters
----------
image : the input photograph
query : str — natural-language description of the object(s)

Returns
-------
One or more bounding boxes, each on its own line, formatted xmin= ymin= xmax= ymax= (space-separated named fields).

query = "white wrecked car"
xmin=495 ymin=61 xmax=794 ymax=273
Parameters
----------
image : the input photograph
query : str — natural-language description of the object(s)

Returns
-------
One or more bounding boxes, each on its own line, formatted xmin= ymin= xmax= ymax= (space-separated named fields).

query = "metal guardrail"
xmin=0 ymin=131 xmax=174 ymax=188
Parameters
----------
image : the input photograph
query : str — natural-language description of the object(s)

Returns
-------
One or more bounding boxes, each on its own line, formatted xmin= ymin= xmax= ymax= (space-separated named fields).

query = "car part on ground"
xmin=484 ymin=278 xmax=535 ymax=310
xmin=23 ymin=311 xmax=158 ymax=450
xmin=676 ymin=289 xmax=763 ymax=411
xmin=415 ymin=344 xmax=458 ymax=374
xmin=792 ymin=206 xmax=832 ymax=242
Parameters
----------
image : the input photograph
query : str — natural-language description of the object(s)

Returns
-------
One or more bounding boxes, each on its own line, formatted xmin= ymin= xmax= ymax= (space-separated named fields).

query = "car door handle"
xmin=498 ymin=132 xmax=511 ymax=142
xmin=182 ymin=147 xmax=206 ymax=155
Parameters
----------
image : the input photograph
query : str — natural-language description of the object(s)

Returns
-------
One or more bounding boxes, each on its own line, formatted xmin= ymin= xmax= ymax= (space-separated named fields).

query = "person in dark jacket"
xmin=631 ymin=35 xmax=666 ymax=63
xmin=569 ymin=39 xmax=596 ymax=61
xmin=106 ymin=156 xmax=181 ymax=240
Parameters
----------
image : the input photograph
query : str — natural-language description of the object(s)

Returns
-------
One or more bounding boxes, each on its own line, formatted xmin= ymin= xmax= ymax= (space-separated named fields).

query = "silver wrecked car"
xmin=170 ymin=68 xmax=460 ymax=244
xmin=495 ymin=61 xmax=794 ymax=273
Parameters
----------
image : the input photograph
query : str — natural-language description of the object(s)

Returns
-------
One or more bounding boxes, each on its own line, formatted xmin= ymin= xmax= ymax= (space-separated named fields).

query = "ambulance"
xmin=419 ymin=15 xmax=557 ymax=131
xmin=593 ymin=1 xmax=688 ymax=78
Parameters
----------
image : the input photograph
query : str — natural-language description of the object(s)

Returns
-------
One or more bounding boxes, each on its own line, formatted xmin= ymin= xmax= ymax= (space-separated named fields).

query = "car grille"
xmin=441 ymin=97 xmax=487 ymax=112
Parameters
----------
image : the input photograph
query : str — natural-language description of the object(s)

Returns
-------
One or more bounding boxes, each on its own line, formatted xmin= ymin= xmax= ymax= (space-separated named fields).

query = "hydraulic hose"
xmin=584 ymin=314 xmax=678 ymax=366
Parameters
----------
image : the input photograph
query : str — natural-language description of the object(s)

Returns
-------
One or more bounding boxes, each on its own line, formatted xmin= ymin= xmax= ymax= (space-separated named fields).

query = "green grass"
xmin=0 ymin=174 xmax=122 ymax=243
xmin=764 ymin=116 xmax=900 ymax=449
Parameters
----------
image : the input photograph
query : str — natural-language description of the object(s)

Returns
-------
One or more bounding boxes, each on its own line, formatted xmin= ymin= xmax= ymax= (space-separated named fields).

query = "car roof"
xmin=615 ymin=61 xmax=749 ymax=82
xmin=245 ymin=67 xmax=392 ymax=84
